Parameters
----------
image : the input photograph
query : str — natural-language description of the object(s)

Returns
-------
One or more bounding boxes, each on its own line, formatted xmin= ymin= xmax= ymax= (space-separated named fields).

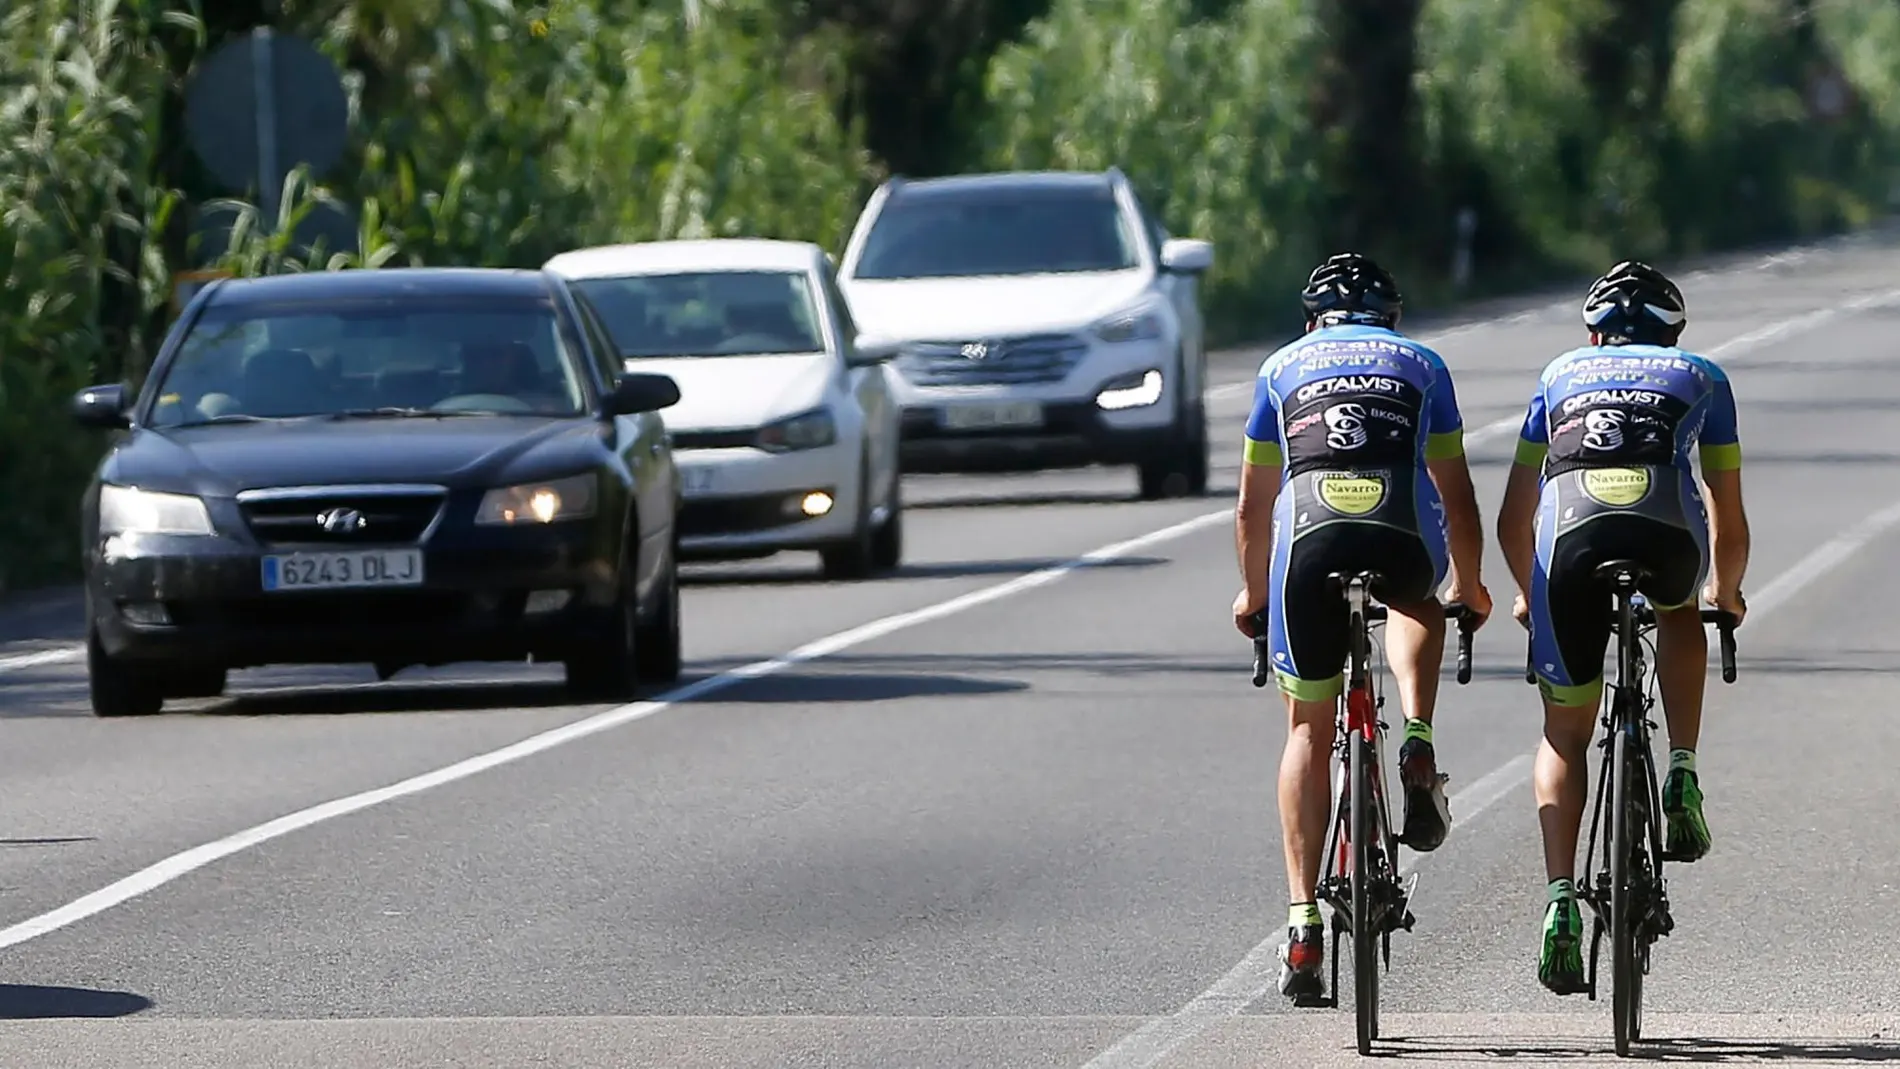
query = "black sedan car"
xmin=72 ymin=267 xmax=684 ymax=716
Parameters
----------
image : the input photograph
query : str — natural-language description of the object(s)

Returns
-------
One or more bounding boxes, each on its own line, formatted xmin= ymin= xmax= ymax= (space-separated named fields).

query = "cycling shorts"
xmin=1527 ymin=465 xmax=1711 ymax=708
xmin=1264 ymin=466 xmax=1449 ymax=701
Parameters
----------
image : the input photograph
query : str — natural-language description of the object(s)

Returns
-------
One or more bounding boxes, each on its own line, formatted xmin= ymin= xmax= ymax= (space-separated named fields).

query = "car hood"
xmin=840 ymin=271 xmax=1154 ymax=340
xmin=619 ymin=353 xmax=833 ymax=431
xmin=102 ymin=417 xmax=610 ymax=497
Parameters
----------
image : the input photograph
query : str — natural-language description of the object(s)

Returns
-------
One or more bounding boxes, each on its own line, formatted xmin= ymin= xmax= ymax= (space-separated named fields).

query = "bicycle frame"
xmin=1251 ymin=572 xmax=1475 ymax=1052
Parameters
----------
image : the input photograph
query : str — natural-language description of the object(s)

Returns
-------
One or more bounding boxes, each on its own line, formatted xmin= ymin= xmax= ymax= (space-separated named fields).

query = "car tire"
xmin=87 ymin=629 xmax=164 ymax=718
xmin=1137 ymin=388 xmax=1209 ymax=500
xmin=870 ymin=468 xmax=903 ymax=571
xmin=634 ymin=536 xmax=683 ymax=685
xmin=564 ymin=553 xmax=642 ymax=702
xmin=819 ymin=456 xmax=886 ymax=581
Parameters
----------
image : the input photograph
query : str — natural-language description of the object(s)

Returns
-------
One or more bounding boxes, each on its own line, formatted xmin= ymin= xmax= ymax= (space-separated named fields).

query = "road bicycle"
xmin=1252 ymin=571 xmax=1478 ymax=1056
xmin=1523 ymin=559 xmax=1738 ymax=1057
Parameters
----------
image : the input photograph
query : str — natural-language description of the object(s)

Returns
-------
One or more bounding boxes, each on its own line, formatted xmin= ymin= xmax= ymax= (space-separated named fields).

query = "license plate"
xmin=261 ymin=548 xmax=424 ymax=592
xmin=679 ymin=466 xmax=719 ymax=495
xmin=940 ymin=401 xmax=1044 ymax=431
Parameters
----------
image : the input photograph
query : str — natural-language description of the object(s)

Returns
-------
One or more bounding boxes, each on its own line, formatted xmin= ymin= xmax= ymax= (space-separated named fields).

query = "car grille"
xmin=895 ymin=333 xmax=1089 ymax=386
xmin=670 ymin=428 xmax=758 ymax=451
xmin=679 ymin=494 xmax=807 ymax=537
xmin=236 ymin=487 xmax=448 ymax=546
xmin=168 ymin=590 xmax=476 ymax=630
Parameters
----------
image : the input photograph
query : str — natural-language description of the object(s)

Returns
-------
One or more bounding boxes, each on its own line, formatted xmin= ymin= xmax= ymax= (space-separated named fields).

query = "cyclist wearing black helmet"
xmin=1496 ymin=259 xmax=1751 ymax=996
xmin=1233 ymin=251 xmax=1493 ymax=1002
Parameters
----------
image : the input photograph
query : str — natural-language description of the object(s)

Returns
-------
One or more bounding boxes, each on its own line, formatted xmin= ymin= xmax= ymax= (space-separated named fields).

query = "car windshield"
xmin=571 ymin=270 xmax=826 ymax=359
xmin=145 ymin=294 xmax=589 ymax=428
xmin=850 ymin=184 xmax=1141 ymax=280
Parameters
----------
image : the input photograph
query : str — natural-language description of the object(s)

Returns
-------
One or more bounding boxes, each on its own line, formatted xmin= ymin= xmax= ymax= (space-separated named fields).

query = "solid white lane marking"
xmin=0 ymin=647 xmax=84 ymax=673
xmin=1075 ymin=489 xmax=1900 ymax=1069
xmin=0 ymin=508 xmax=1235 ymax=950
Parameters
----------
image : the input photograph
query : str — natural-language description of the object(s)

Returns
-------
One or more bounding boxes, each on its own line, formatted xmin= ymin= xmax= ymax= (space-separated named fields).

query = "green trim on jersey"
xmin=1514 ymin=437 xmax=1549 ymax=467
xmin=1424 ymin=427 xmax=1465 ymax=461
xmin=1243 ymin=437 xmax=1283 ymax=468
xmin=1699 ymin=441 xmax=1741 ymax=472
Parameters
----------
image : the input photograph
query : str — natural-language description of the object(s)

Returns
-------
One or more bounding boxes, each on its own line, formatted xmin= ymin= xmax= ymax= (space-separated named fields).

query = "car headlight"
xmin=757 ymin=407 xmax=837 ymax=453
xmin=98 ymin=485 xmax=215 ymax=536
xmin=475 ymin=473 xmax=598 ymax=525
xmin=1096 ymin=369 xmax=1165 ymax=410
xmin=1092 ymin=306 xmax=1166 ymax=344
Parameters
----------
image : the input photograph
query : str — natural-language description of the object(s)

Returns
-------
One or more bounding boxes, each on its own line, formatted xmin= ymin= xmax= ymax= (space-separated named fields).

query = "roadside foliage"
xmin=3 ymin=0 xmax=1896 ymax=588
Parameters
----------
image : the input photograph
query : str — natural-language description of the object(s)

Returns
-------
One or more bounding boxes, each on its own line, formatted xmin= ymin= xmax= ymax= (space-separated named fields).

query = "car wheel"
xmin=1138 ymin=385 xmax=1209 ymax=500
xmin=564 ymin=556 xmax=641 ymax=702
xmin=870 ymin=468 xmax=903 ymax=571
xmin=820 ymin=456 xmax=880 ymax=580
xmin=634 ymin=536 xmax=683 ymax=685
xmin=87 ymin=629 xmax=164 ymax=718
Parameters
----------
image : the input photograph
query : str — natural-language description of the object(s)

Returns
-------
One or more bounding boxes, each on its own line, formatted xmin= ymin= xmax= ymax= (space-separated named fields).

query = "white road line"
xmin=0 ymin=508 xmax=1236 ymax=950
xmin=1076 ymin=491 xmax=1900 ymax=1069
xmin=0 ymin=647 xmax=85 ymax=673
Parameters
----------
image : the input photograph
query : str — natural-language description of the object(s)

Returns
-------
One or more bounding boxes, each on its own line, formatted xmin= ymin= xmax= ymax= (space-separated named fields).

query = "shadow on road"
xmin=0 ymin=984 xmax=152 ymax=1019
xmin=682 ymin=555 xmax=1166 ymax=587
xmin=1378 ymin=1035 xmax=1900 ymax=1063
xmin=690 ymin=671 xmax=1028 ymax=704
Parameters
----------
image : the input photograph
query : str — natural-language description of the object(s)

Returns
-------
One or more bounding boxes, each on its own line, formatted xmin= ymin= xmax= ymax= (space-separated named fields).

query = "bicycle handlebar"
xmin=1250 ymin=603 xmax=1479 ymax=689
xmin=1521 ymin=607 xmax=1740 ymax=687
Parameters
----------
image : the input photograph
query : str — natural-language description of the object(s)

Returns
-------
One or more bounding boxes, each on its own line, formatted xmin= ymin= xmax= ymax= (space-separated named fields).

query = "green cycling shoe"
xmin=1538 ymin=893 xmax=1588 ymax=996
xmin=1662 ymin=767 xmax=1711 ymax=863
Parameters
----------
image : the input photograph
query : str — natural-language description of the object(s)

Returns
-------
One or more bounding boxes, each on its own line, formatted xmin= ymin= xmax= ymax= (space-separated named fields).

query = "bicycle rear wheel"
xmin=1609 ymin=703 xmax=1643 ymax=1056
xmin=1350 ymin=722 xmax=1379 ymax=1054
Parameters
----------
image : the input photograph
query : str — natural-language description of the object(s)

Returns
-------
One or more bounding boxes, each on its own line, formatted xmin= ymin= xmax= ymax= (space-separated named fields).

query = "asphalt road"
xmin=3 ymin=233 xmax=1900 ymax=1067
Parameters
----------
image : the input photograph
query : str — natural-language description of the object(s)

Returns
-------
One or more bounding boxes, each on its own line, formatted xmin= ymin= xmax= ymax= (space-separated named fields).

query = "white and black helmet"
xmin=1581 ymin=260 xmax=1686 ymax=342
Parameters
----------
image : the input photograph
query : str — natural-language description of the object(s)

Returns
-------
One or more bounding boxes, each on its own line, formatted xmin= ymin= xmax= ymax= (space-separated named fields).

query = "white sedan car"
xmin=544 ymin=240 xmax=904 ymax=579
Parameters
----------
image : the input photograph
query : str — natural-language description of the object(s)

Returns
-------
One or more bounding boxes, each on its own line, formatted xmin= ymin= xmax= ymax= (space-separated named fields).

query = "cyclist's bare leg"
xmin=1655 ymin=603 xmax=1713 ymax=859
xmin=1279 ymin=694 xmax=1336 ymax=903
xmin=1654 ymin=604 xmax=1706 ymax=751
xmin=1385 ymin=597 xmax=1446 ymax=723
xmin=1388 ymin=597 xmax=1453 ymax=850
xmin=1533 ymin=696 xmax=1597 ymax=883
xmin=1535 ymin=692 xmax=1596 ymax=994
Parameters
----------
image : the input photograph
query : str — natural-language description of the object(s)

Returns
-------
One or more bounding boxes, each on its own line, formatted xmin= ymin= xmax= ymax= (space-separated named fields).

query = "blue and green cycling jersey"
xmin=1243 ymin=323 xmax=1466 ymax=474
xmin=1512 ymin=343 xmax=1741 ymax=476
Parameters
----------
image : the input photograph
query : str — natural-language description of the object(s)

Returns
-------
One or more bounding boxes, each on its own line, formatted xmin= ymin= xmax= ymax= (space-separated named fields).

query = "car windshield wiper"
xmin=323 ymin=406 xmax=486 ymax=420
xmin=168 ymin=413 xmax=291 ymax=428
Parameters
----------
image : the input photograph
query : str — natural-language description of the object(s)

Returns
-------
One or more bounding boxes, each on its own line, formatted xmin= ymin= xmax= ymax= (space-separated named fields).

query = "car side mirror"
xmin=1159 ymin=238 xmax=1215 ymax=275
xmin=847 ymin=334 xmax=901 ymax=367
xmin=605 ymin=372 xmax=681 ymax=416
xmin=72 ymin=383 xmax=130 ymax=430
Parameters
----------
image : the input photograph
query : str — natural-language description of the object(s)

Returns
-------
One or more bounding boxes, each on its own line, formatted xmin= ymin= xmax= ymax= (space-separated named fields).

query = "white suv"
xmin=836 ymin=169 xmax=1215 ymax=498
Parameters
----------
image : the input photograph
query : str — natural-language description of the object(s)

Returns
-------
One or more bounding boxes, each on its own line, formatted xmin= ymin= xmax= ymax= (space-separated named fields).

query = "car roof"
xmin=203 ymin=267 xmax=554 ymax=308
xmin=888 ymin=170 xmax=1118 ymax=197
xmin=544 ymin=239 xmax=824 ymax=279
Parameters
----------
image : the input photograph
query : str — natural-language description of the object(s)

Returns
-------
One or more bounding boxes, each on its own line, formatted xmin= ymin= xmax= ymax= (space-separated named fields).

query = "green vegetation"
xmin=4 ymin=0 xmax=1896 ymax=589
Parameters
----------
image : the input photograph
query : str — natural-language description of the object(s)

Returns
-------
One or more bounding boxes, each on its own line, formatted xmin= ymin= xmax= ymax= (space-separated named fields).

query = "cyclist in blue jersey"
xmin=1232 ymin=252 xmax=1493 ymax=1002
xmin=1495 ymin=260 xmax=1752 ymax=996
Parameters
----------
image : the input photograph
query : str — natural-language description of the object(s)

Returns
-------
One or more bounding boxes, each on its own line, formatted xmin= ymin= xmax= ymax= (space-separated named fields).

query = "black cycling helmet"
xmin=1581 ymin=260 xmax=1686 ymax=344
xmin=1301 ymin=251 xmax=1403 ymax=326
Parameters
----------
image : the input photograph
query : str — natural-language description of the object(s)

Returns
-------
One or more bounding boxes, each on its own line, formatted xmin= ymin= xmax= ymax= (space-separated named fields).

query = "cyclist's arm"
xmin=1698 ymin=370 xmax=1748 ymax=598
xmin=1497 ymin=393 xmax=1549 ymax=597
xmin=1423 ymin=365 xmax=1485 ymax=599
xmin=1236 ymin=375 xmax=1283 ymax=604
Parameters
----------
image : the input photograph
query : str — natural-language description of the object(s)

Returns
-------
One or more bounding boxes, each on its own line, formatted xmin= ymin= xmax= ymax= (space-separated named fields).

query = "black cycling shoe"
xmin=1398 ymin=736 xmax=1452 ymax=852
xmin=1278 ymin=924 xmax=1327 ymax=1003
